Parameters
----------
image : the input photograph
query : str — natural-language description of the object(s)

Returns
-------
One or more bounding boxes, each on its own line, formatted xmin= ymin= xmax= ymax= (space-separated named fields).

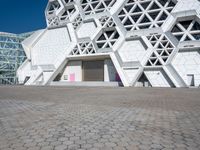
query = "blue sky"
xmin=0 ymin=0 xmax=48 ymax=34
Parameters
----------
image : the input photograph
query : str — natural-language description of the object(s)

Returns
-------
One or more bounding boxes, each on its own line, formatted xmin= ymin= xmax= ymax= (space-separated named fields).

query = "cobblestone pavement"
xmin=0 ymin=86 xmax=200 ymax=150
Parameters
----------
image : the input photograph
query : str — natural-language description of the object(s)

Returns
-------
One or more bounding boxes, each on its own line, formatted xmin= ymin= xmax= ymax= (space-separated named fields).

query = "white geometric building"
xmin=17 ymin=0 xmax=200 ymax=87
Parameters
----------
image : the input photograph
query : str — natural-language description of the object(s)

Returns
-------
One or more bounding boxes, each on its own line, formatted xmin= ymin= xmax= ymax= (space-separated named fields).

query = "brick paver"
xmin=0 ymin=86 xmax=200 ymax=150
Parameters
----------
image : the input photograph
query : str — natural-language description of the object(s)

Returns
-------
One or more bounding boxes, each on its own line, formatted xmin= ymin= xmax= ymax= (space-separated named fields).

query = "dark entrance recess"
xmin=83 ymin=60 xmax=104 ymax=81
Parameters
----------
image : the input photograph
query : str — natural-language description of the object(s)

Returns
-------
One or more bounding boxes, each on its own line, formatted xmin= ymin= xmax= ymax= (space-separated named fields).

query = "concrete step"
xmin=50 ymin=81 xmax=122 ymax=87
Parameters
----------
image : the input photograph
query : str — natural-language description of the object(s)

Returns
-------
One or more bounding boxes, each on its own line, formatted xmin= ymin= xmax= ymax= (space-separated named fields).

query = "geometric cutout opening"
xmin=118 ymin=0 xmax=176 ymax=31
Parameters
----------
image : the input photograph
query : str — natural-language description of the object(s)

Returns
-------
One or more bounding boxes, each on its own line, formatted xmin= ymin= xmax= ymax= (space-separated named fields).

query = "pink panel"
xmin=70 ymin=73 xmax=75 ymax=82
xmin=115 ymin=73 xmax=121 ymax=82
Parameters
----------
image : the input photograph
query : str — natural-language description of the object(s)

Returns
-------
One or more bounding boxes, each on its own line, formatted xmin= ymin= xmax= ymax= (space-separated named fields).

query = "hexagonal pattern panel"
xmin=72 ymin=15 xmax=83 ymax=30
xmin=96 ymin=29 xmax=120 ymax=49
xmin=146 ymin=34 xmax=175 ymax=66
xmin=81 ymin=0 xmax=117 ymax=15
xmin=118 ymin=0 xmax=176 ymax=31
xmin=59 ymin=6 xmax=76 ymax=23
xmin=47 ymin=0 xmax=61 ymax=15
xmin=171 ymin=19 xmax=200 ymax=41
xmin=70 ymin=41 xmax=96 ymax=55
xmin=99 ymin=16 xmax=116 ymax=28
xmin=46 ymin=0 xmax=62 ymax=27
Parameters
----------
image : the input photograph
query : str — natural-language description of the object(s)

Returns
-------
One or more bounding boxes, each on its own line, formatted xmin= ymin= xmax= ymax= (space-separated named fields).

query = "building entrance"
xmin=83 ymin=60 xmax=104 ymax=81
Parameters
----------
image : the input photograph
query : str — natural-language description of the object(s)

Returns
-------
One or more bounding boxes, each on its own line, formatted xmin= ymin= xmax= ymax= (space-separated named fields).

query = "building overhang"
xmin=67 ymin=53 xmax=111 ymax=61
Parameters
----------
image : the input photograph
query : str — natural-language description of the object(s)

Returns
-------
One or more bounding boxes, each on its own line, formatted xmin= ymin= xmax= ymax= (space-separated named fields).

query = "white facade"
xmin=60 ymin=61 xmax=82 ymax=82
xmin=17 ymin=0 xmax=200 ymax=87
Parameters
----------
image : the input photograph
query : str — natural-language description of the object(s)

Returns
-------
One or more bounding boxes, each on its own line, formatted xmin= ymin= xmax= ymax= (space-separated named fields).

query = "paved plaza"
xmin=0 ymin=86 xmax=200 ymax=150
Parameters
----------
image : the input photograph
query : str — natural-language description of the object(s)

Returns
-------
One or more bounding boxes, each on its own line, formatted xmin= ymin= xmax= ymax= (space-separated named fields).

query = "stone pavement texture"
xmin=0 ymin=86 xmax=200 ymax=150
